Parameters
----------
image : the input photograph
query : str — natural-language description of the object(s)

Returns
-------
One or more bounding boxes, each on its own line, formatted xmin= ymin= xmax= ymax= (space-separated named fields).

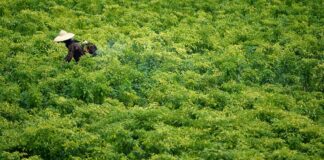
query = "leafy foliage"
xmin=0 ymin=0 xmax=323 ymax=159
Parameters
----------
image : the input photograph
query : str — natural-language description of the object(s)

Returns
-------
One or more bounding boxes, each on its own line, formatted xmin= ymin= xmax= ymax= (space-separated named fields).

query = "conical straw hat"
xmin=54 ymin=30 xmax=75 ymax=42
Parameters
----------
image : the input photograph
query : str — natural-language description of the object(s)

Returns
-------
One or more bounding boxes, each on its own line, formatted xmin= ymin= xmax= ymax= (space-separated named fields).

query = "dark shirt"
xmin=64 ymin=39 xmax=84 ymax=62
xmin=63 ymin=39 xmax=98 ymax=62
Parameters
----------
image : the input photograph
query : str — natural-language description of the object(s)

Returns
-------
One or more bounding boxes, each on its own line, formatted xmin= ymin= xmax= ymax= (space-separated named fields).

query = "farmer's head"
xmin=54 ymin=30 xmax=74 ymax=43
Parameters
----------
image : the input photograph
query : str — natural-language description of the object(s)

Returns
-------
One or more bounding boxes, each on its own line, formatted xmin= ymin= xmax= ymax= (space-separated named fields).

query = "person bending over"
xmin=54 ymin=30 xmax=97 ymax=62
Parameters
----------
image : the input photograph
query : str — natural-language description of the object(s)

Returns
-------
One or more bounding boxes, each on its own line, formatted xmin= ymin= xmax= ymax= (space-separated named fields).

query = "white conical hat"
xmin=54 ymin=30 xmax=75 ymax=42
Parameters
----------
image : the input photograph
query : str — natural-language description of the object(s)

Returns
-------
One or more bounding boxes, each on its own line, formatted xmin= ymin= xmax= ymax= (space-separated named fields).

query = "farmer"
xmin=54 ymin=30 xmax=97 ymax=62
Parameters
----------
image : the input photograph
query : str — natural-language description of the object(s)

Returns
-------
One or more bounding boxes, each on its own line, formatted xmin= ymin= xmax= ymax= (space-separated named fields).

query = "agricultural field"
xmin=0 ymin=0 xmax=323 ymax=159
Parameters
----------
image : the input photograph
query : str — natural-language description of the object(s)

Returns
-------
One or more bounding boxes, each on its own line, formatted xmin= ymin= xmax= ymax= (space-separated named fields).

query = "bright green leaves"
xmin=0 ymin=103 xmax=28 ymax=122
xmin=0 ymin=0 xmax=323 ymax=159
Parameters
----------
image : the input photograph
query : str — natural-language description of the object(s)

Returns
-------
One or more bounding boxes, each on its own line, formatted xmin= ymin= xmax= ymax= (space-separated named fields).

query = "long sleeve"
xmin=87 ymin=43 xmax=98 ymax=56
xmin=65 ymin=45 xmax=74 ymax=62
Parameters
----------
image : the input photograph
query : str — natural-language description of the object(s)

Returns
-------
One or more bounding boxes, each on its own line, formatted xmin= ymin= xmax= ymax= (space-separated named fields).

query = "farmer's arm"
xmin=84 ymin=43 xmax=97 ymax=56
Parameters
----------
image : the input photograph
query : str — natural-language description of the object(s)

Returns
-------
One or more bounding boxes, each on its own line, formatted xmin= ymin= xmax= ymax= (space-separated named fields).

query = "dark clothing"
xmin=63 ymin=39 xmax=97 ymax=62
xmin=64 ymin=39 xmax=84 ymax=62
xmin=81 ymin=42 xmax=97 ymax=56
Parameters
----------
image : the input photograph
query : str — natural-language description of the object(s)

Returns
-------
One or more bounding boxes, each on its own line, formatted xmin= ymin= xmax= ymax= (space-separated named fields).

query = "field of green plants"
xmin=0 ymin=0 xmax=323 ymax=159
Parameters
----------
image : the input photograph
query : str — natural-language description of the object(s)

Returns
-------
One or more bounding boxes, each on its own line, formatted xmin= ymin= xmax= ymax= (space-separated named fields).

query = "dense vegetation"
xmin=0 ymin=0 xmax=323 ymax=159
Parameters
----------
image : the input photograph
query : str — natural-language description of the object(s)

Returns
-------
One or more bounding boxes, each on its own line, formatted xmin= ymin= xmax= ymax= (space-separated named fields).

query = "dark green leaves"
xmin=0 ymin=0 xmax=323 ymax=159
